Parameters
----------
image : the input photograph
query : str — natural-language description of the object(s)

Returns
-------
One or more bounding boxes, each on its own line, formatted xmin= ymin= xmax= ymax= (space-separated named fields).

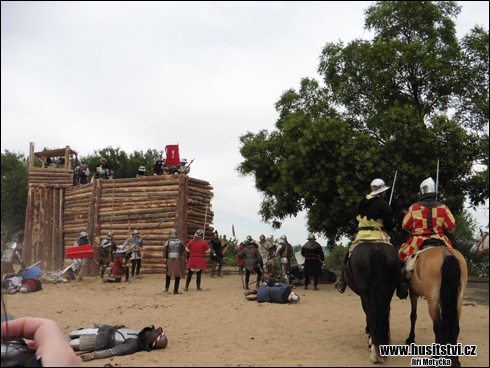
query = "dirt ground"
xmin=3 ymin=272 xmax=489 ymax=367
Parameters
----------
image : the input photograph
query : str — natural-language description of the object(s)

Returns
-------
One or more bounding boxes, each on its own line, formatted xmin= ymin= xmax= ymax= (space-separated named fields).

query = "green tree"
xmin=238 ymin=1 xmax=488 ymax=243
xmin=81 ymin=147 xmax=164 ymax=179
xmin=1 ymin=151 xmax=29 ymax=239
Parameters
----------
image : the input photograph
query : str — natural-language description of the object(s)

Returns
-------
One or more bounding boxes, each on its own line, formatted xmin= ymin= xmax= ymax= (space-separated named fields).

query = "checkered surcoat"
xmin=399 ymin=201 xmax=456 ymax=262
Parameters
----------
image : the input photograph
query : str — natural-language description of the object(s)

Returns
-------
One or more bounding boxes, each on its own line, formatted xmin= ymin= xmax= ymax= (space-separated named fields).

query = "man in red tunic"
xmin=184 ymin=229 xmax=211 ymax=291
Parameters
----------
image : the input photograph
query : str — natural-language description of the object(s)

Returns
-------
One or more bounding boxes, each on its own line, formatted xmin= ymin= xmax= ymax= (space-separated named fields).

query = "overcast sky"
xmin=1 ymin=1 xmax=489 ymax=247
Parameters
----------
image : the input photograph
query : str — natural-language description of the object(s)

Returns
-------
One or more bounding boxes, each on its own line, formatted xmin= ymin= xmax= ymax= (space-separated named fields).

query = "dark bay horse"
xmin=406 ymin=246 xmax=467 ymax=367
xmin=345 ymin=242 xmax=401 ymax=363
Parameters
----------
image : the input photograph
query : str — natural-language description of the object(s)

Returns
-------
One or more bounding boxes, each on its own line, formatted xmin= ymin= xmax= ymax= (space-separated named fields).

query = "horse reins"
xmin=475 ymin=232 xmax=489 ymax=254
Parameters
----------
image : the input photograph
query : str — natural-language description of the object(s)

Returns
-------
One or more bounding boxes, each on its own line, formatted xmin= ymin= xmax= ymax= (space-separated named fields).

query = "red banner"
xmin=165 ymin=145 xmax=180 ymax=165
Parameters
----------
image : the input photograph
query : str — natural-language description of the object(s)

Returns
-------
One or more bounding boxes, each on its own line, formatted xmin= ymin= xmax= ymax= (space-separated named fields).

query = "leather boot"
xmin=196 ymin=282 xmax=203 ymax=291
xmin=210 ymin=270 xmax=216 ymax=278
xmin=100 ymin=267 xmax=106 ymax=279
xmin=313 ymin=286 xmax=319 ymax=291
xmin=184 ymin=282 xmax=190 ymax=292
xmin=164 ymin=287 xmax=169 ymax=292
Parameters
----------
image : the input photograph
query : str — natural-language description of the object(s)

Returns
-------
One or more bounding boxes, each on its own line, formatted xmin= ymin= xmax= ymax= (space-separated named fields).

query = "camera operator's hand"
xmin=1 ymin=317 xmax=81 ymax=367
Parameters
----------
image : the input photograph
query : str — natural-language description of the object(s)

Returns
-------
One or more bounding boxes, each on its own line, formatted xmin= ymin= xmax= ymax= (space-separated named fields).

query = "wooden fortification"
xmin=22 ymin=143 xmax=214 ymax=276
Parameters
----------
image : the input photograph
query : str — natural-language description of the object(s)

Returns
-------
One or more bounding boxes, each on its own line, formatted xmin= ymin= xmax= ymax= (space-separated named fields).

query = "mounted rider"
xmin=397 ymin=177 xmax=456 ymax=298
xmin=237 ymin=236 xmax=263 ymax=290
xmin=335 ymin=179 xmax=395 ymax=293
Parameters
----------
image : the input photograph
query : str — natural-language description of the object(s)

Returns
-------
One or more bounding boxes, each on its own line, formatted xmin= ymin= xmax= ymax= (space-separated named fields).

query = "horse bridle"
xmin=474 ymin=232 xmax=489 ymax=255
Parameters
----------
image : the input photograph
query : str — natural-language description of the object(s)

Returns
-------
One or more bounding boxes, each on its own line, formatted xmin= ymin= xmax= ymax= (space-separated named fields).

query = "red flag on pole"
xmin=165 ymin=145 xmax=180 ymax=165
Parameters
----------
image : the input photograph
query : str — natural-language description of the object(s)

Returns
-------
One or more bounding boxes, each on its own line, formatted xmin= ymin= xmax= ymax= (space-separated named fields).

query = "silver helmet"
xmin=420 ymin=177 xmax=436 ymax=195
xmin=107 ymin=231 xmax=114 ymax=237
xmin=246 ymin=235 xmax=253 ymax=243
xmin=288 ymin=292 xmax=300 ymax=303
xmin=117 ymin=245 xmax=127 ymax=253
xmin=79 ymin=231 xmax=88 ymax=238
xmin=133 ymin=229 xmax=140 ymax=235
xmin=369 ymin=179 xmax=390 ymax=195
xmin=195 ymin=229 xmax=204 ymax=239
xmin=169 ymin=229 xmax=177 ymax=239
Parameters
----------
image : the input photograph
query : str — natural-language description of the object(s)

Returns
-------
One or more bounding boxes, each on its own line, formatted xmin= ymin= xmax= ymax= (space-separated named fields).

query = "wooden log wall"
xmin=61 ymin=175 xmax=214 ymax=276
xmin=22 ymin=168 xmax=72 ymax=270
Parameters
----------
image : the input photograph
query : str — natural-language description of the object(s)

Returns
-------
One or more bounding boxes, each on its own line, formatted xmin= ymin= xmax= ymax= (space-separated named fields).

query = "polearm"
xmin=233 ymin=224 xmax=245 ymax=289
xmin=203 ymin=205 xmax=208 ymax=238
xmin=141 ymin=213 xmax=171 ymax=242
xmin=389 ymin=170 xmax=397 ymax=206
xmin=436 ymin=159 xmax=440 ymax=201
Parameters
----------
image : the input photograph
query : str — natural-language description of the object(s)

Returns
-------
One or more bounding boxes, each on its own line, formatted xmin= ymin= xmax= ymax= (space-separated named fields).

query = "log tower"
xmin=22 ymin=142 xmax=214 ymax=276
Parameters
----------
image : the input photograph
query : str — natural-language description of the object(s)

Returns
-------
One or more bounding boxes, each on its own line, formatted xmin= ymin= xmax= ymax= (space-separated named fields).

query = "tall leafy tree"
xmin=238 ymin=1 xmax=488 ymax=244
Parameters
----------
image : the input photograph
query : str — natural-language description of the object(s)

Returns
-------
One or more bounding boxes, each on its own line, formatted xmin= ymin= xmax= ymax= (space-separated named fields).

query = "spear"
xmin=389 ymin=170 xmax=397 ymax=206
xmin=436 ymin=159 xmax=440 ymax=201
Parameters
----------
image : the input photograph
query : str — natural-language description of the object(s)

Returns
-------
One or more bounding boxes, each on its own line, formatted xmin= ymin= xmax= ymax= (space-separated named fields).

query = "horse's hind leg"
xmin=360 ymin=294 xmax=371 ymax=336
xmin=406 ymin=290 xmax=418 ymax=345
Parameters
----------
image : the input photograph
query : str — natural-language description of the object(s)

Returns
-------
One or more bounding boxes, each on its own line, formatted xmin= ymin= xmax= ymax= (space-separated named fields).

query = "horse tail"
xmin=369 ymin=248 xmax=391 ymax=362
xmin=437 ymin=255 xmax=461 ymax=345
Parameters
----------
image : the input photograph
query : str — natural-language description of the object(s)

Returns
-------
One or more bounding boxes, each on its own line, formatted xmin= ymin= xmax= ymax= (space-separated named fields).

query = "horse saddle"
xmin=419 ymin=238 xmax=445 ymax=251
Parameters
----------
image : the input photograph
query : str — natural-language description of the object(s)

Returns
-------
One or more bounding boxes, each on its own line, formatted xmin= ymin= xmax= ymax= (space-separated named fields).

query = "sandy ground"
xmin=2 ymin=272 xmax=489 ymax=367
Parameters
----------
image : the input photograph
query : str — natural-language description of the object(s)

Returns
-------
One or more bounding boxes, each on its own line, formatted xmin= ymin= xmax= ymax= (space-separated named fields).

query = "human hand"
xmin=1 ymin=317 xmax=81 ymax=367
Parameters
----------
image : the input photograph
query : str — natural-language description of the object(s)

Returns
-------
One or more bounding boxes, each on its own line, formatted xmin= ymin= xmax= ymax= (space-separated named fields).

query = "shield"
xmin=20 ymin=266 xmax=42 ymax=279
xmin=295 ymin=250 xmax=305 ymax=266
xmin=66 ymin=244 xmax=94 ymax=259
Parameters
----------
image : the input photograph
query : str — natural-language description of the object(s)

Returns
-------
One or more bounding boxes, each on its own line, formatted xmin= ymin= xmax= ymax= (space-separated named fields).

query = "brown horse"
xmin=406 ymin=245 xmax=467 ymax=367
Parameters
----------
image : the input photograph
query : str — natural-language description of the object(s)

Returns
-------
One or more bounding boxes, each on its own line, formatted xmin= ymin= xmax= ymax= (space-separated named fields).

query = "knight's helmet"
xmin=117 ymin=245 xmax=127 ymax=253
xmin=245 ymin=235 xmax=253 ymax=244
xmin=288 ymin=292 xmax=300 ymax=303
xmin=369 ymin=179 xmax=390 ymax=195
xmin=420 ymin=177 xmax=436 ymax=195
xmin=307 ymin=234 xmax=316 ymax=241
xmin=168 ymin=229 xmax=178 ymax=239
xmin=279 ymin=235 xmax=287 ymax=244
xmin=79 ymin=231 xmax=88 ymax=239
xmin=138 ymin=326 xmax=168 ymax=351
xmin=133 ymin=229 xmax=140 ymax=236
xmin=194 ymin=229 xmax=204 ymax=241
xmin=107 ymin=231 xmax=114 ymax=237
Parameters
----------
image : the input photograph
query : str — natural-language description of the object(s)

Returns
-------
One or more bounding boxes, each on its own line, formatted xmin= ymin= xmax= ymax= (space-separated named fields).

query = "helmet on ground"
xmin=138 ymin=166 xmax=146 ymax=171
xmin=307 ymin=234 xmax=316 ymax=241
xmin=19 ymin=285 xmax=31 ymax=294
xmin=420 ymin=177 xmax=436 ymax=195
xmin=79 ymin=231 xmax=88 ymax=238
xmin=288 ymin=292 xmax=300 ymax=303
xmin=151 ymin=331 xmax=168 ymax=349
xmin=169 ymin=229 xmax=177 ymax=238
xmin=369 ymin=179 xmax=390 ymax=196
xmin=138 ymin=326 xmax=168 ymax=351
xmin=133 ymin=230 xmax=140 ymax=235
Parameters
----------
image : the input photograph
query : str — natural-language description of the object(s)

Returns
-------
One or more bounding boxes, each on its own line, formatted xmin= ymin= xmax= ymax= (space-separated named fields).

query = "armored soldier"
xmin=93 ymin=158 xmax=113 ymax=180
xmin=397 ymin=177 xmax=456 ymax=298
xmin=244 ymin=283 xmax=300 ymax=304
xmin=275 ymin=235 xmax=292 ymax=285
xmin=103 ymin=245 xmax=130 ymax=283
xmin=136 ymin=166 xmax=146 ymax=178
xmin=209 ymin=231 xmax=224 ymax=278
xmin=1 ymin=243 xmax=26 ymax=278
xmin=301 ymin=235 xmax=325 ymax=290
xmin=74 ymin=231 xmax=90 ymax=280
xmin=68 ymin=323 xmax=167 ymax=361
xmin=257 ymin=234 xmax=275 ymax=280
xmin=184 ymin=229 xmax=211 ymax=291
xmin=335 ymin=178 xmax=394 ymax=293
xmin=99 ymin=232 xmax=116 ymax=279
xmin=123 ymin=230 xmax=144 ymax=277
xmin=238 ymin=236 xmax=263 ymax=290
xmin=162 ymin=229 xmax=186 ymax=294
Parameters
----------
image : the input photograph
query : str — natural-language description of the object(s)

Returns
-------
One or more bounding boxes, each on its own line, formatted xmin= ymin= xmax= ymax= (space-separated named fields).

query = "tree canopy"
xmin=238 ymin=1 xmax=489 ymax=243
